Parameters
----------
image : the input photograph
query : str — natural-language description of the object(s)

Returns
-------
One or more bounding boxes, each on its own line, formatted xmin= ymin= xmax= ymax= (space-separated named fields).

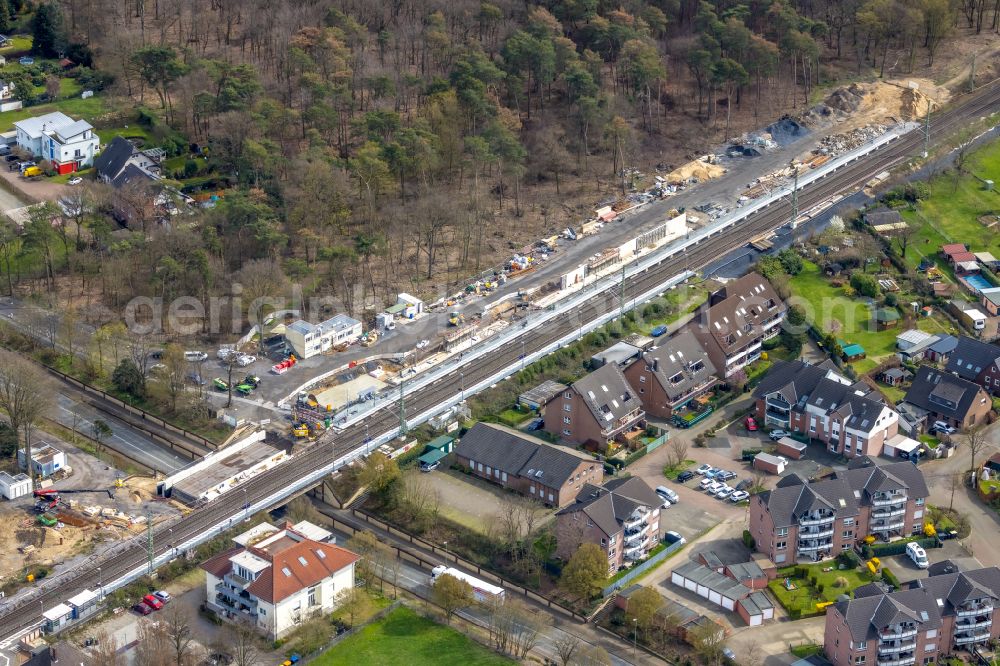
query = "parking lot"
xmin=882 ymin=538 xmax=982 ymax=585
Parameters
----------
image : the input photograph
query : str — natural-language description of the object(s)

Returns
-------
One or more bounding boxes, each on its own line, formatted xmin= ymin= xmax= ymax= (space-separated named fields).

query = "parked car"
xmin=931 ymin=420 xmax=956 ymax=435
xmin=3 ymin=154 xmax=18 ymax=163
xmin=660 ymin=498 xmax=672 ymax=509
xmin=735 ymin=479 xmax=752 ymax=492
xmin=676 ymin=470 xmax=696 ymax=483
xmin=526 ymin=418 xmax=544 ymax=431
xmin=67 ymin=176 xmax=83 ymax=185
xmin=415 ymin=339 xmax=430 ymax=349
xmin=769 ymin=429 xmax=789 ymax=441
xmin=695 ymin=464 xmax=712 ymax=475
xmin=745 ymin=416 xmax=758 ymax=431
xmin=153 ymin=590 xmax=171 ymax=602
xmin=142 ymin=594 xmax=164 ymax=610
xmin=184 ymin=351 xmax=208 ymax=362
xmin=664 ymin=531 xmax=686 ymax=545
xmin=717 ymin=470 xmax=737 ymax=481
xmin=235 ymin=354 xmax=256 ymax=367
xmin=706 ymin=481 xmax=724 ymax=494
xmin=185 ymin=372 xmax=206 ymax=386
xmin=906 ymin=542 xmax=929 ymax=569
xmin=217 ymin=348 xmax=236 ymax=360
xmin=715 ymin=485 xmax=734 ymax=499
xmin=133 ymin=602 xmax=153 ymax=615
xmin=729 ymin=490 xmax=750 ymax=503
xmin=650 ymin=325 xmax=668 ymax=337
xmin=22 ymin=166 xmax=42 ymax=178
xmin=699 ymin=477 xmax=716 ymax=490
xmin=655 ymin=486 xmax=679 ymax=503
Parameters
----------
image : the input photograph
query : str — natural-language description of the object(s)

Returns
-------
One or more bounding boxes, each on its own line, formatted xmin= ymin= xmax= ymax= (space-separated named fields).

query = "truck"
xmin=430 ymin=565 xmax=505 ymax=603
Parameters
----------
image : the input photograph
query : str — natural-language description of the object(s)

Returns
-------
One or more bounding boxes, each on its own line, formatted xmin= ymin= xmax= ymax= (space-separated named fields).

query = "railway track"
xmin=0 ymin=79 xmax=996 ymax=642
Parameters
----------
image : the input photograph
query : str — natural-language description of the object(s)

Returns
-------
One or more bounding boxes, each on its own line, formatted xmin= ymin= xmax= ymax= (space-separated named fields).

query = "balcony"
xmin=799 ymin=527 xmax=834 ymax=539
xmin=797 ymin=540 xmax=833 ymax=552
xmin=601 ymin=409 xmax=645 ymax=439
xmin=623 ymin=513 xmax=648 ymax=532
xmin=954 ymin=631 xmax=991 ymax=644
xmin=878 ymin=641 xmax=916 ymax=655
xmin=214 ymin=593 xmax=256 ymax=617
xmin=877 ymin=655 xmax=916 ymax=666
xmin=871 ymin=506 xmax=906 ymax=519
xmin=223 ymin=572 xmax=253 ymax=591
xmin=625 ymin=531 xmax=649 ymax=547
xmin=872 ymin=494 xmax=907 ymax=506
xmin=955 ymin=618 xmax=992 ymax=631
xmin=871 ymin=520 xmax=905 ymax=532
xmin=957 ymin=602 xmax=994 ymax=617
xmin=799 ymin=514 xmax=836 ymax=527
xmin=879 ymin=627 xmax=918 ymax=641
xmin=624 ymin=543 xmax=649 ymax=560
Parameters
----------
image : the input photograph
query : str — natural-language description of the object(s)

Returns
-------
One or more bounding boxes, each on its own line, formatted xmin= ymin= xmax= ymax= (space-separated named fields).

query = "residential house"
xmin=752 ymin=360 xmax=899 ymax=458
xmin=879 ymin=367 xmax=912 ymax=387
xmin=555 ymin=477 xmax=662 ymax=572
xmin=284 ymin=315 xmax=362 ymax=359
xmin=590 ymin=341 xmax=642 ymax=369
xmin=14 ymin=112 xmax=99 ymax=173
xmin=749 ymin=456 xmax=929 ymax=563
xmin=926 ymin=335 xmax=959 ymax=365
xmin=687 ymin=272 xmax=786 ymax=377
xmin=895 ymin=329 xmax=939 ymax=363
xmin=902 ymin=365 xmax=991 ymax=431
xmin=93 ymin=135 xmax=161 ymax=188
xmin=945 ymin=336 xmax=1000 ymax=395
xmin=542 ymin=362 xmax=644 ymax=448
xmin=824 ymin=563 xmax=1000 ymax=666
xmin=201 ymin=522 xmax=359 ymax=639
xmin=454 ymin=422 xmax=602 ymax=507
xmin=622 ymin=329 xmax=717 ymax=419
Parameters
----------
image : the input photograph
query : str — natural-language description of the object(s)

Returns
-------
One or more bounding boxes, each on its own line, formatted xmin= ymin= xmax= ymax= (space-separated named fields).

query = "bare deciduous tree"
xmin=554 ymin=634 xmax=581 ymax=665
xmin=85 ymin=631 xmax=126 ymax=666
xmin=485 ymin=597 xmax=543 ymax=659
xmin=665 ymin=437 xmax=688 ymax=469
xmin=163 ymin=605 xmax=196 ymax=666
xmin=964 ymin=422 xmax=989 ymax=479
xmin=0 ymin=351 xmax=54 ymax=489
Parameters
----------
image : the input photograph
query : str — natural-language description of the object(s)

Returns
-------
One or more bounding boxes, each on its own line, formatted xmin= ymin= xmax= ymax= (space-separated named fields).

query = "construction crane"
xmin=33 ymin=487 xmax=116 ymax=499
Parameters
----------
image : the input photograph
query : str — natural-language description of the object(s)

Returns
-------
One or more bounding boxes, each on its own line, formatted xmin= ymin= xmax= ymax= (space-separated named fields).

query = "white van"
xmin=906 ymin=542 xmax=929 ymax=569
xmin=656 ymin=485 xmax=679 ymax=504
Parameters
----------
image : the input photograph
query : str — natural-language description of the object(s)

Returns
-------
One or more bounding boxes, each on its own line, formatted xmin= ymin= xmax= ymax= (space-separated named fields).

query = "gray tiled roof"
xmin=569 ymin=363 xmax=641 ymax=425
xmin=557 ymin=476 xmax=662 ymax=537
xmin=457 ymin=423 xmax=591 ymax=488
xmin=636 ymin=329 xmax=717 ymax=401
xmin=929 ymin=335 xmax=959 ymax=355
xmin=946 ymin=336 xmax=1000 ymax=381
xmin=836 ymin=457 xmax=929 ymax=499
xmin=905 ymin=365 xmax=984 ymax=421
xmin=94 ymin=136 xmax=136 ymax=180
xmin=836 ymin=566 xmax=1000 ymax=642
xmin=671 ymin=560 xmax=750 ymax=601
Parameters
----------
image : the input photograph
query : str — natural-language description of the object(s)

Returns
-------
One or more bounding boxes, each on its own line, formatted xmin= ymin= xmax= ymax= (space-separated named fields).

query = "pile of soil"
xmin=766 ymin=117 xmax=808 ymax=145
xmin=801 ymin=79 xmax=950 ymax=133
xmin=665 ymin=158 xmax=727 ymax=184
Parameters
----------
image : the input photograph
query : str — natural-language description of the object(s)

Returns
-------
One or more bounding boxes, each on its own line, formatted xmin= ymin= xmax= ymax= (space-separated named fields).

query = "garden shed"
xmin=873 ymin=308 xmax=900 ymax=331
xmin=841 ymin=343 xmax=866 ymax=361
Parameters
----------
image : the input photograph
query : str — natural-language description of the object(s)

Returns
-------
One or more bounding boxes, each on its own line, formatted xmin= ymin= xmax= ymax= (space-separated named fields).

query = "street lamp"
xmin=460 ymin=373 xmax=465 ymax=401
xmin=242 ymin=488 xmax=249 ymax=521
xmin=632 ymin=618 xmax=637 ymax=657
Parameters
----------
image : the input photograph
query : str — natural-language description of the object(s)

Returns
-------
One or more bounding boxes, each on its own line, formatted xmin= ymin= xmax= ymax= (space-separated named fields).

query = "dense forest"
xmin=3 ymin=0 xmax=994 ymax=333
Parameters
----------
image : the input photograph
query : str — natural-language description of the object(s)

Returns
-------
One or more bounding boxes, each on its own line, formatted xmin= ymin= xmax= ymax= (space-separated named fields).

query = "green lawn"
xmin=919 ymin=434 xmax=940 ymax=449
xmin=0 ymin=96 xmax=108 ymax=128
xmin=768 ymin=563 xmax=876 ymax=616
xmin=0 ymin=36 xmax=32 ymax=54
xmin=980 ymin=478 xmax=1000 ymax=495
xmin=899 ymin=138 xmax=1000 ymax=274
xmin=663 ymin=459 xmax=695 ymax=480
xmin=311 ymin=606 xmax=513 ymax=666
xmin=877 ymin=382 xmax=906 ymax=405
xmin=788 ymin=260 xmax=957 ymax=373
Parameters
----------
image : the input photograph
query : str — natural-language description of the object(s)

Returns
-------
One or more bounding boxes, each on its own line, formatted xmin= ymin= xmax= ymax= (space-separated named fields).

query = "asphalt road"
xmin=51 ymin=392 xmax=188 ymax=474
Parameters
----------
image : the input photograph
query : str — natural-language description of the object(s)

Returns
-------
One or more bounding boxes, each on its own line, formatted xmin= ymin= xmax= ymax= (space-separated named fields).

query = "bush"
xmin=850 ymin=272 xmax=880 ymax=298
xmin=882 ymin=567 xmax=900 ymax=588
xmin=742 ymin=530 xmax=755 ymax=549
xmin=838 ymin=550 xmax=861 ymax=568
xmin=832 ymin=576 xmax=850 ymax=588
xmin=787 ymin=608 xmax=801 ymax=620
xmin=816 ymin=583 xmax=824 ymax=593
xmin=795 ymin=565 xmax=808 ymax=579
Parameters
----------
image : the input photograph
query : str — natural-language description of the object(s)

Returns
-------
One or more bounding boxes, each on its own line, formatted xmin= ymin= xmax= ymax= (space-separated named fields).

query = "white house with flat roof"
xmin=0 ymin=471 xmax=30 ymax=499
xmin=284 ymin=314 xmax=362 ymax=359
xmin=14 ymin=112 xmax=99 ymax=173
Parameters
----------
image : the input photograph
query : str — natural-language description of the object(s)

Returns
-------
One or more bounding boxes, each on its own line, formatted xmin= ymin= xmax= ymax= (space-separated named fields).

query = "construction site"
xmin=0 ymin=453 xmax=181 ymax=594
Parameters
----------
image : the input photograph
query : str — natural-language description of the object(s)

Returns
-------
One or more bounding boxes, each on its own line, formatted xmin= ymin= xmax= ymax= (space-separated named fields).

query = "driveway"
xmin=887 ymin=538 xmax=981 ymax=585
xmin=725 ymin=616 xmax=827 ymax=666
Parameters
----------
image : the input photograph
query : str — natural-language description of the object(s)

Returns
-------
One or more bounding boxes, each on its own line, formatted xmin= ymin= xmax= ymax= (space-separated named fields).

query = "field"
xmin=788 ymin=260 xmax=957 ymax=373
xmin=899 ymin=139 xmax=1000 ymax=276
xmin=768 ymin=562 xmax=876 ymax=616
xmin=311 ymin=606 xmax=513 ymax=666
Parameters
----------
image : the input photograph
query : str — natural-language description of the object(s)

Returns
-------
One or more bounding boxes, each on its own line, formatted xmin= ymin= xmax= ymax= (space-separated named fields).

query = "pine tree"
xmin=31 ymin=3 xmax=65 ymax=59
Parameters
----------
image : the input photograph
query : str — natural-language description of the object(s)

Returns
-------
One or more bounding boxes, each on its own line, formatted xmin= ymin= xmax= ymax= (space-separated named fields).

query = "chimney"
xmin=652 ymin=358 xmax=658 ymax=372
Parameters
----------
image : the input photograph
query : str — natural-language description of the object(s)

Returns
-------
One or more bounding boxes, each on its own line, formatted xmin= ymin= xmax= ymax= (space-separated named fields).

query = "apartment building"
xmin=825 ymin=562 xmax=1000 ymax=666
xmin=749 ymin=456 xmax=929 ymax=563
xmin=687 ymin=272 xmax=786 ymax=377
xmin=542 ymin=362 xmax=644 ymax=448
xmin=201 ymin=522 xmax=358 ymax=639
xmin=623 ymin=329 xmax=718 ymax=419
xmin=284 ymin=314 xmax=362 ymax=359
xmin=555 ymin=477 xmax=661 ymax=573
xmin=455 ymin=422 xmax=602 ymax=507
xmin=753 ymin=360 xmax=900 ymax=457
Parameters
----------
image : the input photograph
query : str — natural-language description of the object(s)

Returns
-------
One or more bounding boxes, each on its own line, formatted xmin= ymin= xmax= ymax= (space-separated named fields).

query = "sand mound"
xmin=665 ymin=158 xmax=726 ymax=184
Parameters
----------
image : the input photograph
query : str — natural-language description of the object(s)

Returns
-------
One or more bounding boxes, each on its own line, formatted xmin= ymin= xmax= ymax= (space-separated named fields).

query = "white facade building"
xmin=284 ymin=315 xmax=362 ymax=359
xmin=202 ymin=522 xmax=358 ymax=639
xmin=14 ymin=112 xmax=99 ymax=173
xmin=0 ymin=471 xmax=31 ymax=499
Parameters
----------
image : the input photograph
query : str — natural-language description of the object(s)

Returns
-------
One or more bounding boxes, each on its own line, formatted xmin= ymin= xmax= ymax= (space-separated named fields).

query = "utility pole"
xmin=146 ymin=509 xmax=154 ymax=575
xmin=970 ymin=53 xmax=977 ymax=93
xmin=398 ymin=377 xmax=407 ymax=435
xmin=923 ymin=99 xmax=931 ymax=158
xmin=790 ymin=164 xmax=800 ymax=229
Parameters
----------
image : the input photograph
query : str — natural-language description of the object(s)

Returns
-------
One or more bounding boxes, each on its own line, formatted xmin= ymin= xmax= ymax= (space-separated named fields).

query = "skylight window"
xmin=298 ymin=556 xmax=308 ymax=566
xmin=317 ymin=550 xmax=326 ymax=559
xmin=282 ymin=567 xmax=292 ymax=577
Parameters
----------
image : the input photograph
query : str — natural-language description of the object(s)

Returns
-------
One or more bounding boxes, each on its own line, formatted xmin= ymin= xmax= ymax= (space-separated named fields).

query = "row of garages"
xmin=670 ymin=559 xmax=775 ymax=626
